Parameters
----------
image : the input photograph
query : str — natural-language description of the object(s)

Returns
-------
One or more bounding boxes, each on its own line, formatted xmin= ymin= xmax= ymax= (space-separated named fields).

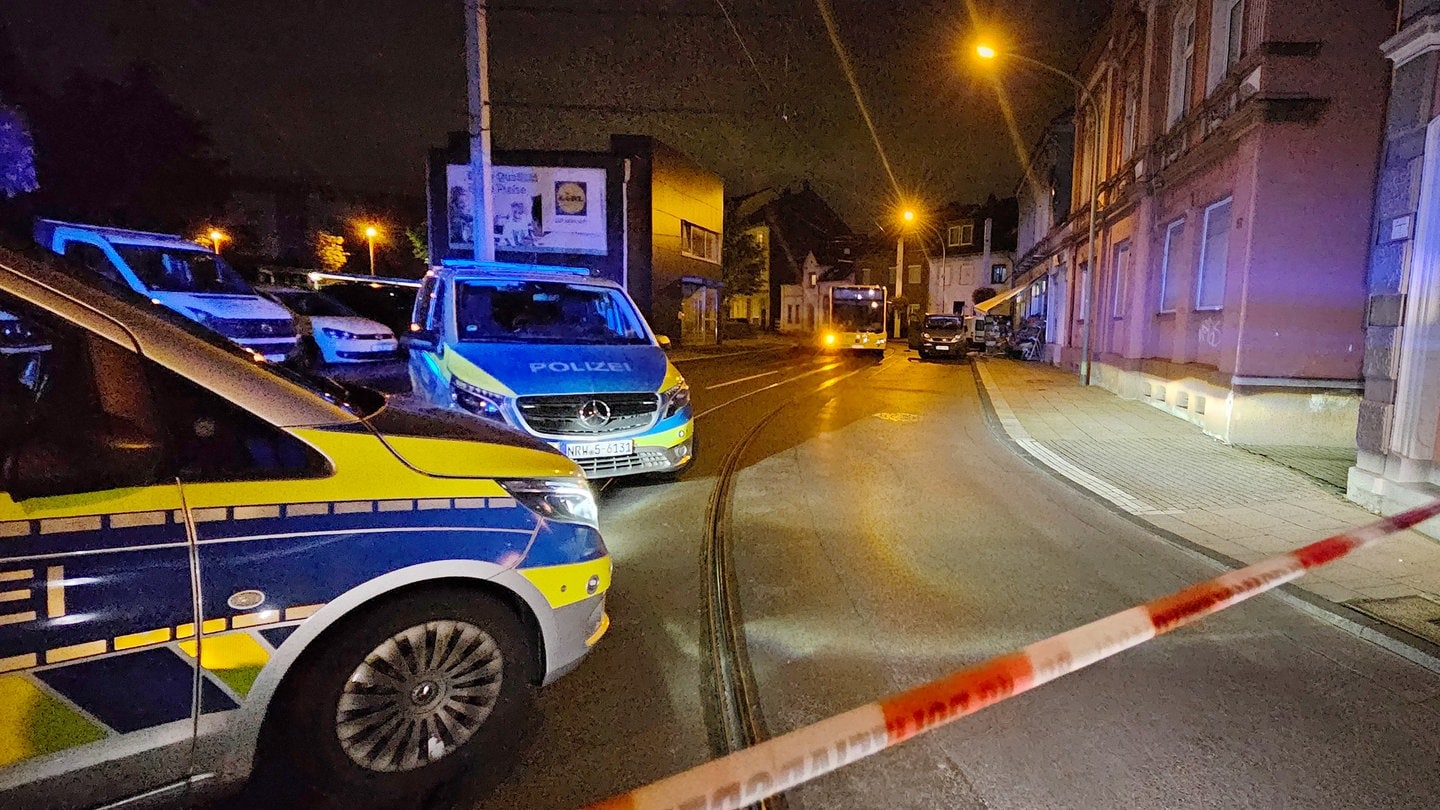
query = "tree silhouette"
xmin=26 ymin=63 xmax=229 ymax=232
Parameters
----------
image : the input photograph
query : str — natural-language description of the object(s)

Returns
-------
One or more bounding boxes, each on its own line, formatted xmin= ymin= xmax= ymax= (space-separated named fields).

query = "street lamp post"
xmin=977 ymin=45 xmax=1100 ymax=385
xmin=895 ymin=209 xmax=915 ymax=339
xmin=365 ymin=225 xmax=379 ymax=276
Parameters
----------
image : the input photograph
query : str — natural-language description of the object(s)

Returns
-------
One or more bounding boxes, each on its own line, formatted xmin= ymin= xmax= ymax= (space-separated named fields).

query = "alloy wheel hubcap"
xmin=336 ymin=619 xmax=503 ymax=772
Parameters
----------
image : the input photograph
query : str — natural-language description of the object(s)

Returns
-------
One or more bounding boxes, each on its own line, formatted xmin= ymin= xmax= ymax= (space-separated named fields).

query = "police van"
xmin=34 ymin=219 xmax=300 ymax=362
xmin=407 ymin=261 xmax=695 ymax=479
xmin=0 ymin=245 xmax=611 ymax=807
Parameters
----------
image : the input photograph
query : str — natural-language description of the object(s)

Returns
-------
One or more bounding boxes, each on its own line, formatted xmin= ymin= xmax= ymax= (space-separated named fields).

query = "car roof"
xmin=1 ymin=244 xmax=358 ymax=429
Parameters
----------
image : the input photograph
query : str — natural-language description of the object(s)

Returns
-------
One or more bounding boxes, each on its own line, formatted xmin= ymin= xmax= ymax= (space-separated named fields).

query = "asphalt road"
xmin=470 ymin=346 xmax=1440 ymax=809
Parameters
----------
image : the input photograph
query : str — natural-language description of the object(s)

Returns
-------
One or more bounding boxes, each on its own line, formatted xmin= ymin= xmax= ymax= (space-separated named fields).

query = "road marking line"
xmin=696 ymin=362 xmax=844 ymax=419
xmin=706 ymin=370 xmax=782 ymax=390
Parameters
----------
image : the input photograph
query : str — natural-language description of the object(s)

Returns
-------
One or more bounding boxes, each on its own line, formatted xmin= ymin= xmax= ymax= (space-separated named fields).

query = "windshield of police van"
xmin=454 ymin=279 xmax=649 ymax=345
xmin=924 ymin=315 xmax=962 ymax=331
xmin=116 ymin=245 xmax=255 ymax=296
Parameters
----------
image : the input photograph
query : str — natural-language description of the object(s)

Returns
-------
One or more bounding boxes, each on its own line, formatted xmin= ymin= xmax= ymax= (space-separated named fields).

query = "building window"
xmin=947 ymin=225 xmax=962 ymax=247
xmin=959 ymin=223 xmax=975 ymax=246
xmin=1078 ymin=262 xmax=1090 ymax=323
xmin=860 ymin=268 xmax=871 ymax=284
xmin=1112 ymin=241 xmax=1131 ymax=318
xmin=1209 ymin=0 xmax=1246 ymax=90
xmin=808 ymin=271 xmax=818 ymax=287
xmin=906 ymin=264 xmax=921 ymax=285
xmin=1168 ymin=3 xmax=1196 ymax=125
xmin=990 ymin=264 xmax=1006 ymax=285
xmin=1158 ymin=219 xmax=1185 ymax=313
xmin=680 ymin=221 xmax=721 ymax=264
xmin=1195 ymin=197 xmax=1232 ymax=310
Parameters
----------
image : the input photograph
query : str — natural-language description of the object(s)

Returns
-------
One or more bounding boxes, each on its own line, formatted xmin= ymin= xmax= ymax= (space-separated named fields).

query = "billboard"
xmin=446 ymin=164 xmax=608 ymax=256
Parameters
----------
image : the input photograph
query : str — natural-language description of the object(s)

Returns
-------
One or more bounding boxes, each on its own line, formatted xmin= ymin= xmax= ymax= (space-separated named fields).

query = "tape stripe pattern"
xmin=585 ymin=499 xmax=1440 ymax=810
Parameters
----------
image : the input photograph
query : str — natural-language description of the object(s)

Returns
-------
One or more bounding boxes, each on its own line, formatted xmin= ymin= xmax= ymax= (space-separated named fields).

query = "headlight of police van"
xmin=500 ymin=478 xmax=599 ymax=529
xmin=921 ymin=332 xmax=932 ymax=340
xmin=451 ymin=377 xmax=508 ymax=422
xmin=662 ymin=380 xmax=691 ymax=418
xmin=321 ymin=326 xmax=363 ymax=340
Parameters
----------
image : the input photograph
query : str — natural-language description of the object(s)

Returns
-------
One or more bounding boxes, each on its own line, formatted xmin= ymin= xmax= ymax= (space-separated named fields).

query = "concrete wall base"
xmin=1348 ymin=463 xmax=1440 ymax=542
xmin=1091 ymin=361 xmax=1361 ymax=447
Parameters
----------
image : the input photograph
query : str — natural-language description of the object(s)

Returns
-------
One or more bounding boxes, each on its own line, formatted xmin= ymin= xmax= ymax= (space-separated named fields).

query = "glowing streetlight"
xmin=207 ymin=229 xmax=227 ymax=254
xmin=362 ymin=224 xmax=381 ymax=276
xmin=973 ymin=43 xmax=1098 ymax=385
xmin=894 ymin=208 xmax=918 ymax=340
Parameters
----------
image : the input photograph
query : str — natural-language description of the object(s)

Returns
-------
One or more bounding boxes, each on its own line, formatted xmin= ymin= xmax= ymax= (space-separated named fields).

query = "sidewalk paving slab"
xmin=972 ymin=356 xmax=1440 ymax=663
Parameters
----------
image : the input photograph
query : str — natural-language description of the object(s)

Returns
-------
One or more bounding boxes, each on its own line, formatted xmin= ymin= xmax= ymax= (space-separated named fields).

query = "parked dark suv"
xmin=918 ymin=314 xmax=965 ymax=359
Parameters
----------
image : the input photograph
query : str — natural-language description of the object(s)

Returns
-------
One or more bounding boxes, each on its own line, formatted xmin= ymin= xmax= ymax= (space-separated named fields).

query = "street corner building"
xmin=1008 ymin=0 xmax=1393 ymax=448
xmin=1349 ymin=1 xmax=1440 ymax=538
xmin=426 ymin=133 xmax=725 ymax=346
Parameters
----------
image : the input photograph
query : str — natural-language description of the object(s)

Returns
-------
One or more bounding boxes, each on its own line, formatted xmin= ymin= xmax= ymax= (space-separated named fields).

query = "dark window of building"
xmin=680 ymin=221 xmax=721 ymax=264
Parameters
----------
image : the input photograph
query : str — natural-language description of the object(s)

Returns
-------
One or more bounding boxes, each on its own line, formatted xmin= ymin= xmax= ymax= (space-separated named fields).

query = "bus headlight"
xmin=452 ymin=378 xmax=508 ymax=422
xmin=662 ymin=380 xmax=691 ymax=418
xmin=499 ymin=478 xmax=599 ymax=529
xmin=824 ymin=333 xmax=836 ymax=345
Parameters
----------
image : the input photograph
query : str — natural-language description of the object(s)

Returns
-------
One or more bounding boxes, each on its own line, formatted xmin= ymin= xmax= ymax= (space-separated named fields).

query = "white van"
xmin=34 ymin=220 xmax=299 ymax=361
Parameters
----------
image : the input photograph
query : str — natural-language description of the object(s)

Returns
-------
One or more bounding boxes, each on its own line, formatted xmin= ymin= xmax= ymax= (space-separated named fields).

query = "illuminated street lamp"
xmin=976 ymin=42 xmax=1099 ymax=385
xmin=363 ymin=224 xmax=381 ymax=276
xmin=207 ymin=229 xmax=227 ymax=254
xmin=895 ymin=208 xmax=917 ymax=339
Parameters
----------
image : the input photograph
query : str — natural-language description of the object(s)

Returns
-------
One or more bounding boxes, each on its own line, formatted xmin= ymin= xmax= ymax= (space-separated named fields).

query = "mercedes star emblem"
xmin=578 ymin=399 xmax=612 ymax=429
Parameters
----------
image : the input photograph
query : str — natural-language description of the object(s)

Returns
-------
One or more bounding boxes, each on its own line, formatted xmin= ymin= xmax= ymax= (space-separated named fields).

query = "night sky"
xmin=2 ymin=0 xmax=1109 ymax=229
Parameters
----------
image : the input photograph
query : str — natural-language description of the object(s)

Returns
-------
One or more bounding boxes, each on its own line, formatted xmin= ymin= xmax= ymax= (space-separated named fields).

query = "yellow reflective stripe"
xmin=444 ymin=350 xmax=517 ymax=397
xmin=46 ymin=640 xmax=106 ymax=664
xmin=634 ymin=419 xmax=693 ymax=450
xmin=178 ymin=632 xmax=271 ymax=697
xmin=587 ymin=611 xmax=611 ymax=647
xmin=231 ymin=610 xmax=281 ymax=629
xmin=114 ymin=628 xmax=172 ymax=651
xmin=284 ymin=604 xmax=323 ymax=621
xmin=520 ymin=556 xmax=613 ymax=609
xmin=0 ymin=654 xmax=37 ymax=674
xmin=0 ymin=674 xmax=106 ymax=767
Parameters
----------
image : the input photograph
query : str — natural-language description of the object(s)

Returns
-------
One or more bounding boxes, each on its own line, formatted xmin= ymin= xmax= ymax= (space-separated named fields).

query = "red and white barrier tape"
xmin=585 ymin=500 xmax=1440 ymax=810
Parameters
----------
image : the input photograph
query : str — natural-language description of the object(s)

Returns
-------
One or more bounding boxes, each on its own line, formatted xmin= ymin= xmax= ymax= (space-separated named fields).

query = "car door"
xmin=0 ymin=286 xmax=198 ymax=808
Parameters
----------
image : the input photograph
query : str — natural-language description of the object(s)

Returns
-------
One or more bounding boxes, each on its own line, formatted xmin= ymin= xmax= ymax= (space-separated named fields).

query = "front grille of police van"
xmin=576 ymin=447 xmax=672 ymax=477
xmin=516 ymin=393 xmax=661 ymax=436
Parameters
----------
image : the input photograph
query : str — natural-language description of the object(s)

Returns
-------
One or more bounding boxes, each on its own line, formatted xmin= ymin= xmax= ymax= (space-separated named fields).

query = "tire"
xmin=252 ymin=587 xmax=535 ymax=810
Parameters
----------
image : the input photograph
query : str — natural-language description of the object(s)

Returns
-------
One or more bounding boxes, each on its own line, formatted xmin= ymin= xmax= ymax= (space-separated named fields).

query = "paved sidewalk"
xmin=974 ymin=357 xmax=1440 ymax=653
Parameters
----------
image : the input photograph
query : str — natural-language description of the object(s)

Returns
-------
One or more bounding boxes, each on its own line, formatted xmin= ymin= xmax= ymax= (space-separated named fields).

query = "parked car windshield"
xmin=454 ymin=279 xmax=650 ymax=345
xmin=924 ymin=315 xmax=962 ymax=330
xmin=268 ymin=289 xmax=359 ymax=318
xmin=115 ymin=244 xmax=256 ymax=296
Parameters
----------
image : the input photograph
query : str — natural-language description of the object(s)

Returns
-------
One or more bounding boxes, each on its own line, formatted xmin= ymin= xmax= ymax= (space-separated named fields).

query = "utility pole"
xmin=894 ymin=234 xmax=904 ymax=339
xmin=465 ymin=0 xmax=497 ymax=263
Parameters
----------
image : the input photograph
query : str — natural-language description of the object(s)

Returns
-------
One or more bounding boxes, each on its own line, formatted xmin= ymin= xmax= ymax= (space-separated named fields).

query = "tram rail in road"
xmin=694 ymin=352 xmax=887 ymax=810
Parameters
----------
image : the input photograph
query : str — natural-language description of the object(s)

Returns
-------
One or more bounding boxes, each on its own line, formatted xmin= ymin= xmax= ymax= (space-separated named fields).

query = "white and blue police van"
xmin=34 ymin=219 xmax=299 ymax=362
xmin=406 ymin=261 xmax=695 ymax=479
xmin=0 ymin=244 xmax=611 ymax=808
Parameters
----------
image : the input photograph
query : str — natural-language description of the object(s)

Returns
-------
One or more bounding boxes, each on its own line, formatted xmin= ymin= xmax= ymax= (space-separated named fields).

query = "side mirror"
xmin=401 ymin=329 xmax=438 ymax=353
xmin=3 ymin=417 xmax=163 ymax=501
xmin=656 ymin=335 xmax=672 ymax=349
